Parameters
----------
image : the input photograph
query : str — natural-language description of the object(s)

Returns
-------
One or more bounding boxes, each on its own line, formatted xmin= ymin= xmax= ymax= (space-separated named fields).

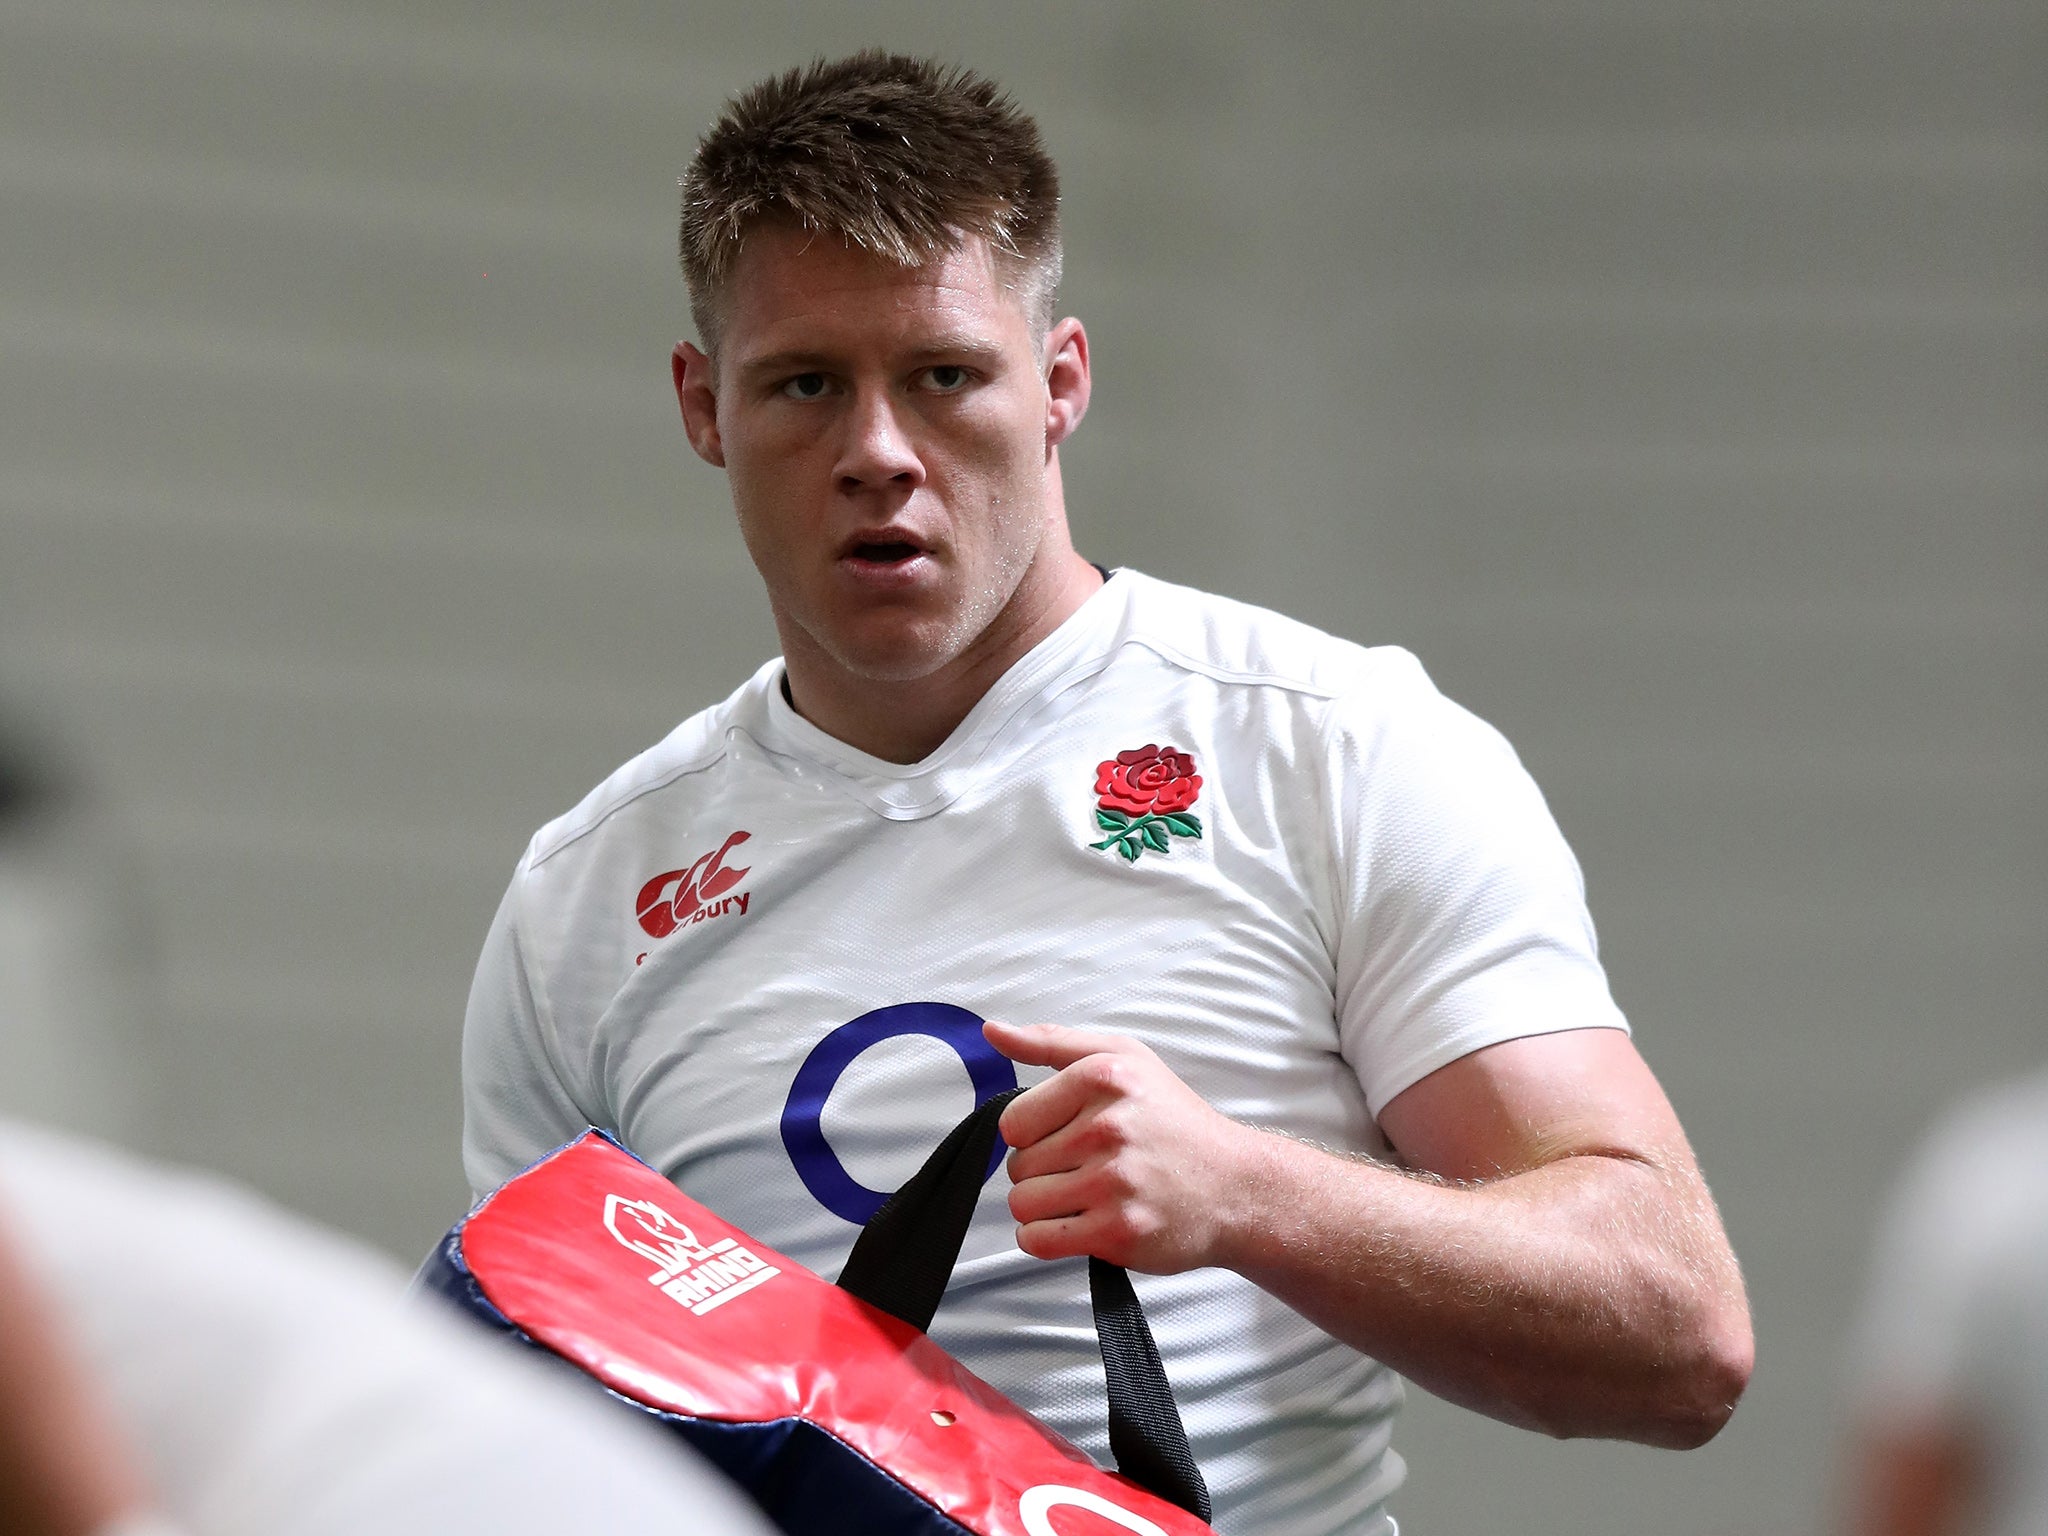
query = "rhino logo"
xmin=604 ymin=1194 xmax=710 ymax=1277
xmin=601 ymin=1191 xmax=783 ymax=1316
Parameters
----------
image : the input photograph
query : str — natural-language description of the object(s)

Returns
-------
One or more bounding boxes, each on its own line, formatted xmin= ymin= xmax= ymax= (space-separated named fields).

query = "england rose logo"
xmin=1090 ymin=744 xmax=1203 ymax=862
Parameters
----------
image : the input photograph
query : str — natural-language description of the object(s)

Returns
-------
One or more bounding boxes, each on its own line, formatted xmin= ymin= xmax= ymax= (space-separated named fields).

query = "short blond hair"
xmin=679 ymin=52 xmax=1062 ymax=352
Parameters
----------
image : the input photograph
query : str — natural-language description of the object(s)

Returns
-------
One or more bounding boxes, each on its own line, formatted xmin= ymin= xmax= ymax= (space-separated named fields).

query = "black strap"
xmin=1089 ymin=1257 xmax=1210 ymax=1522
xmin=836 ymin=1088 xmax=1022 ymax=1333
xmin=836 ymin=1091 xmax=1212 ymax=1523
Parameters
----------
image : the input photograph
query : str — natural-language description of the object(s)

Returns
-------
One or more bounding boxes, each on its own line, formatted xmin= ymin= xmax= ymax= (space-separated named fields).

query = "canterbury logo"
xmin=635 ymin=830 xmax=752 ymax=938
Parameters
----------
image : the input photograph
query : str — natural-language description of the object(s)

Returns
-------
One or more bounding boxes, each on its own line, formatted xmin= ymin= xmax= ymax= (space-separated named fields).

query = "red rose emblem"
xmin=1089 ymin=745 xmax=1205 ymax=862
xmin=1095 ymin=745 xmax=1202 ymax=817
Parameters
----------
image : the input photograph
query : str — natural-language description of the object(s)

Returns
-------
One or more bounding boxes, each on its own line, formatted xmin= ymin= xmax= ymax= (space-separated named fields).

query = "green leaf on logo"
xmin=1119 ymin=836 xmax=1142 ymax=862
xmin=1142 ymin=821 xmax=1169 ymax=852
xmin=1096 ymin=808 xmax=1130 ymax=832
xmin=1162 ymin=813 xmax=1203 ymax=838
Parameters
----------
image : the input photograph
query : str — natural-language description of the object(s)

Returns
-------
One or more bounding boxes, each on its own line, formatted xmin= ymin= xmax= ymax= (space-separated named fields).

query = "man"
xmin=0 ymin=1120 xmax=777 ymax=1536
xmin=463 ymin=52 xmax=1751 ymax=1533
xmin=0 ymin=720 xmax=147 ymax=1146
xmin=1842 ymin=1068 xmax=2048 ymax=1536
xmin=0 ymin=728 xmax=774 ymax=1536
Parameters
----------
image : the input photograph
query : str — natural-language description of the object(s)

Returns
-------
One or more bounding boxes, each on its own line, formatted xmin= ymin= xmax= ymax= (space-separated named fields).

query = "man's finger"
xmin=1013 ymin=1213 xmax=1100 ymax=1264
xmin=997 ymin=1065 xmax=1103 ymax=1150
xmin=1004 ymin=1124 xmax=1096 ymax=1184
xmin=1006 ymin=1167 xmax=1091 ymax=1227
xmin=982 ymin=1019 xmax=1136 ymax=1071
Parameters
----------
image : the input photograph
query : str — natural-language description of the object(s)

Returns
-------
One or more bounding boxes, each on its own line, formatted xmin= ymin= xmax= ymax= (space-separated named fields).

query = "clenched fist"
xmin=983 ymin=1020 xmax=1261 ymax=1275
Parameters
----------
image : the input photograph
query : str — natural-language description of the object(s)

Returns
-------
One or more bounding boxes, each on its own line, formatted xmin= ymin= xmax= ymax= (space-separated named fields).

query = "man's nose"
xmin=833 ymin=387 xmax=924 ymax=493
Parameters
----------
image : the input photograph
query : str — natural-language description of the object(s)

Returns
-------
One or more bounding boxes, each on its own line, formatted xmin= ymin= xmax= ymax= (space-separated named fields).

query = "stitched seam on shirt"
xmin=528 ymin=739 xmax=734 ymax=868
xmin=1120 ymin=633 xmax=1371 ymax=700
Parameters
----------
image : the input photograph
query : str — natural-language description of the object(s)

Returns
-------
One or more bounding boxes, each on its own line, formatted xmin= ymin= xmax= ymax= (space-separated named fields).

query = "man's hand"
xmin=983 ymin=1020 xmax=1256 ymax=1275
xmin=984 ymin=1020 xmax=1752 ymax=1448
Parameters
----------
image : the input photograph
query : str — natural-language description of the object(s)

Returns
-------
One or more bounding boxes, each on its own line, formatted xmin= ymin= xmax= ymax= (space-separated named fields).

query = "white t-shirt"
xmin=463 ymin=568 xmax=1630 ymax=1536
xmin=0 ymin=1120 xmax=776 ymax=1536
xmin=1851 ymin=1070 xmax=2048 ymax=1536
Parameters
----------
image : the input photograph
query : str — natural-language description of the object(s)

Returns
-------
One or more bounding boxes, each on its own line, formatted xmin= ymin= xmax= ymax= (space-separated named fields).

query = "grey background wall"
xmin=1 ymin=2 xmax=2041 ymax=1531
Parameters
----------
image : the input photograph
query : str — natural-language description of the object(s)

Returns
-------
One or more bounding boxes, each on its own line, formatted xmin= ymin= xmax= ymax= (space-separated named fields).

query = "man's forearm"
xmin=0 ymin=1218 xmax=155 ymax=1536
xmin=989 ymin=1020 xmax=1753 ymax=1447
xmin=1212 ymin=1128 xmax=1752 ymax=1448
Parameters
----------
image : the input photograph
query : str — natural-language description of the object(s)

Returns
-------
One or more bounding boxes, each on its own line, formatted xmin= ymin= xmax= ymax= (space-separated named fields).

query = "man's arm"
xmin=1834 ymin=1078 xmax=2040 ymax=1536
xmin=1842 ymin=1420 xmax=1976 ymax=1536
xmin=0 ymin=1212 xmax=156 ymax=1536
xmin=462 ymin=873 xmax=596 ymax=1199
xmin=987 ymin=1020 xmax=1753 ymax=1448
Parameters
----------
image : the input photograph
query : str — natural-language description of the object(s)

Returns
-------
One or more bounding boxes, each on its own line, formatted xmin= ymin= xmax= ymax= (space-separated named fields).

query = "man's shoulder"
xmin=1116 ymin=569 xmax=1428 ymax=709
xmin=520 ymin=659 xmax=779 ymax=873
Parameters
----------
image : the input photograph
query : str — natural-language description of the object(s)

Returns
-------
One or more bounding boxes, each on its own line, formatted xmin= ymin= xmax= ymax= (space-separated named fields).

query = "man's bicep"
xmin=1376 ymin=1026 xmax=1692 ymax=1184
xmin=460 ymin=879 xmax=591 ymax=1199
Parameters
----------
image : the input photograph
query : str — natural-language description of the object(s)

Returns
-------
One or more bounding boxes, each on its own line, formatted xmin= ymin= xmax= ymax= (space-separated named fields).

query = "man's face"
xmin=675 ymin=226 xmax=1087 ymax=689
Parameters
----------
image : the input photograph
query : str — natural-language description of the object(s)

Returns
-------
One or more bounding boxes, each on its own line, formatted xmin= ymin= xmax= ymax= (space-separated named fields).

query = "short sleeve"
xmin=460 ymin=864 xmax=595 ymax=1199
xmin=1324 ymin=651 xmax=1629 ymax=1118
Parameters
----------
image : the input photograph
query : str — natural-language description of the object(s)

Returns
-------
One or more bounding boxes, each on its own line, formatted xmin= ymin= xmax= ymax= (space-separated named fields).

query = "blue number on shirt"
xmin=779 ymin=1001 xmax=1018 ymax=1225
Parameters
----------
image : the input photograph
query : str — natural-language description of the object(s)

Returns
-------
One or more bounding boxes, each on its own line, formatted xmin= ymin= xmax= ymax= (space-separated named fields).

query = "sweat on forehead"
xmin=679 ymin=51 xmax=1063 ymax=350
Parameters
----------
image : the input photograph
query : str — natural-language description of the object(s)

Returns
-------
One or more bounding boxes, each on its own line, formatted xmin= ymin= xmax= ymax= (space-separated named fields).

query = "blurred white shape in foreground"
xmin=0 ymin=1119 xmax=775 ymax=1536
xmin=1847 ymin=1068 xmax=2048 ymax=1536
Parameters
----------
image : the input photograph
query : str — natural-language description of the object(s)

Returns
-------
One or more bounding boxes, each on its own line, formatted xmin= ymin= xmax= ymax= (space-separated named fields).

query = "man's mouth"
xmin=840 ymin=529 xmax=932 ymax=567
xmin=847 ymin=540 xmax=923 ymax=564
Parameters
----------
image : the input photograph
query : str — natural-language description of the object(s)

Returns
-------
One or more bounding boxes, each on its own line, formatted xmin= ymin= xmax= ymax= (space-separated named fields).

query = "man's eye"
xmin=922 ymin=365 xmax=971 ymax=393
xmin=779 ymin=373 xmax=829 ymax=400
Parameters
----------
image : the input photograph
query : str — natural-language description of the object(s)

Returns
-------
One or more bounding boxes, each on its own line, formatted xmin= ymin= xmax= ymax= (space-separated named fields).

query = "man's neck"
xmin=781 ymin=550 xmax=1104 ymax=764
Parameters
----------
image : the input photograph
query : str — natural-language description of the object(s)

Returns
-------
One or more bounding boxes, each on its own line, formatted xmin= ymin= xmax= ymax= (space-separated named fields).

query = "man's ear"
xmin=673 ymin=342 xmax=725 ymax=468
xmin=1043 ymin=318 xmax=1091 ymax=452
